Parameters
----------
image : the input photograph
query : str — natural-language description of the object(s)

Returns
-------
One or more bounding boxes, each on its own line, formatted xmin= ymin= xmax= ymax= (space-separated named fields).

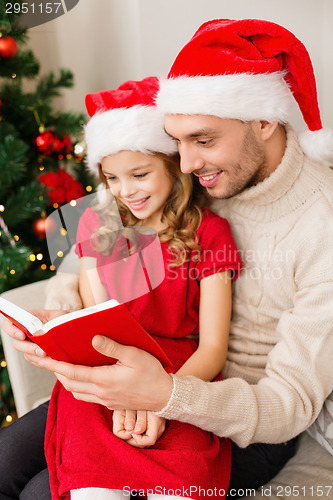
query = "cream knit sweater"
xmin=157 ymin=125 xmax=333 ymax=448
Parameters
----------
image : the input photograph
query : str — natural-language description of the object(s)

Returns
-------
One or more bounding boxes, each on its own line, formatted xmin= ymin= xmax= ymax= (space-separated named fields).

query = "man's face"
xmin=164 ymin=115 xmax=268 ymax=199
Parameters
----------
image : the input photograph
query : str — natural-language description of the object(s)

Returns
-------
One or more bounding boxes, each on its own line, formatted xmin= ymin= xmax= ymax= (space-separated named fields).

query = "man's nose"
xmin=179 ymin=143 xmax=204 ymax=174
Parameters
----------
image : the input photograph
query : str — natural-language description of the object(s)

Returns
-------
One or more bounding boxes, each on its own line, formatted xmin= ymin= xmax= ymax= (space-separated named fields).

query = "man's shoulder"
xmin=304 ymin=160 xmax=333 ymax=205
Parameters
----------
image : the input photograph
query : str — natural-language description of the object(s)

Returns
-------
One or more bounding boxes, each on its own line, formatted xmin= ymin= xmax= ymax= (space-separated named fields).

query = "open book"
xmin=0 ymin=297 xmax=171 ymax=368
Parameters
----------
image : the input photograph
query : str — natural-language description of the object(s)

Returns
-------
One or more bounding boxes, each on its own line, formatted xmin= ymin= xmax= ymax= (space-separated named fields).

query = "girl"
xmin=44 ymin=77 xmax=242 ymax=500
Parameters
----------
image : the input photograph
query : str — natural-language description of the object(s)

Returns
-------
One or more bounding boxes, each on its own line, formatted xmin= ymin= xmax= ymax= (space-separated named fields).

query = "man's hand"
xmin=24 ymin=335 xmax=174 ymax=412
xmin=1 ymin=309 xmax=68 ymax=355
xmin=113 ymin=409 xmax=166 ymax=448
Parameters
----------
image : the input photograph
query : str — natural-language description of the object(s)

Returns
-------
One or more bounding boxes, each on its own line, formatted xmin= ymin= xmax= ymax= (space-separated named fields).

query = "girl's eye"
xmin=134 ymin=173 xmax=148 ymax=179
xmin=105 ymin=176 xmax=117 ymax=182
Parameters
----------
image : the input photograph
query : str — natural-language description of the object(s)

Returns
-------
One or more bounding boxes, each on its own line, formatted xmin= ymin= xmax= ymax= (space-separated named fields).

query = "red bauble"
xmin=35 ymin=132 xmax=73 ymax=156
xmin=32 ymin=215 xmax=57 ymax=239
xmin=0 ymin=36 xmax=18 ymax=61
xmin=52 ymin=136 xmax=65 ymax=155
xmin=35 ymin=131 xmax=57 ymax=155
xmin=62 ymin=134 xmax=73 ymax=154
xmin=32 ymin=216 xmax=47 ymax=239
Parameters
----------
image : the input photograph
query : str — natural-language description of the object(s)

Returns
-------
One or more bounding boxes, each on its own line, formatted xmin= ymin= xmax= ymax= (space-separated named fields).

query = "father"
xmin=1 ymin=18 xmax=333 ymax=499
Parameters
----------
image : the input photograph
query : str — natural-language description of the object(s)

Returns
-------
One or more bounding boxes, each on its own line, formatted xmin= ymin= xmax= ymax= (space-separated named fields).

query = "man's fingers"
xmin=36 ymin=356 xmax=97 ymax=382
xmin=13 ymin=339 xmax=43 ymax=356
xmin=1 ymin=318 xmax=26 ymax=339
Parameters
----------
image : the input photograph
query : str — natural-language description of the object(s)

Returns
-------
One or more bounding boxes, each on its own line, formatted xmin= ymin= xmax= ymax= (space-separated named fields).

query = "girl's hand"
xmin=113 ymin=410 xmax=166 ymax=448
xmin=129 ymin=412 xmax=166 ymax=448
xmin=112 ymin=409 xmax=148 ymax=441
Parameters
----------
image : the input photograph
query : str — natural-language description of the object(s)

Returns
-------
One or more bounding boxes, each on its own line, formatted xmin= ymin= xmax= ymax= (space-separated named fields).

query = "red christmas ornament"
xmin=32 ymin=216 xmax=47 ymax=239
xmin=62 ymin=134 xmax=73 ymax=154
xmin=52 ymin=136 xmax=65 ymax=155
xmin=0 ymin=35 xmax=18 ymax=61
xmin=32 ymin=215 xmax=57 ymax=239
xmin=38 ymin=168 xmax=86 ymax=205
xmin=35 ymin=132 xmax=73 ymax=156
xmin=35 ymin=131 xmax=57 ymax=155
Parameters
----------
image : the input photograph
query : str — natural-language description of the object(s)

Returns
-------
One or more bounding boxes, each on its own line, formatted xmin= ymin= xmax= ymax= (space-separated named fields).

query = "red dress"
xmin=45 ymin=208 xmax=242 ymax=500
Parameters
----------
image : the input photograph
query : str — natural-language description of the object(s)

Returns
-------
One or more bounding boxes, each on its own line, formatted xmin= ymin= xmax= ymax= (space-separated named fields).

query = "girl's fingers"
xmin=132 ymin=410 xmax=147 ymax=435
xmin=124 ymin=410 xmax=137 ymax=432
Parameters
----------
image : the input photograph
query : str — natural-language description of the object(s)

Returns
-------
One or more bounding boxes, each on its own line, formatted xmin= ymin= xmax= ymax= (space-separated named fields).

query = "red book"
xmin=0 ymin=297 xmax=171 ymax=368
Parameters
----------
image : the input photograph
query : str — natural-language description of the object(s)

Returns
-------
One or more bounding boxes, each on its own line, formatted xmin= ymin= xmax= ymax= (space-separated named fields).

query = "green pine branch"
xmin=36 ymin=69 xmax=75 ymax=100
xmin=0 ymin=0 xmax=28 ymax=38
xmin=0 ymin=49 xmax=39 ymax=78
xmin=0 ymin=242 xmax=32 ymax=294
xmin=4 ymin=181 xmax=47 ymax=226
xmin=51 ymin=111 xmax=86 ymax=136
xmin=0 ymin=135 xmax=28 ymax=194
xmin=71 ymin=160 xmax=96 ymax=192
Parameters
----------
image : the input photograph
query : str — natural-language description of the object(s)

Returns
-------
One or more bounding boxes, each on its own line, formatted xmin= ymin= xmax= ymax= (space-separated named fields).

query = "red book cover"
xmin=0 ymin=297 xmax=171 ymax=368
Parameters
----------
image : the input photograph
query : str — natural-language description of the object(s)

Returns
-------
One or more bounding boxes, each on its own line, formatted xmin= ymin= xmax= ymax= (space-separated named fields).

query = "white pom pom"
xmin=299 ymin=128 xmax=333 ymax=166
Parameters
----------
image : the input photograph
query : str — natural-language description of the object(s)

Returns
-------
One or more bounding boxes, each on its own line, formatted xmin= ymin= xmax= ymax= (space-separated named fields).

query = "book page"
xmin=42 ymin=298 xmax=120 ymax=333
xmin=0 ymin=297 xmax=44 ymax=334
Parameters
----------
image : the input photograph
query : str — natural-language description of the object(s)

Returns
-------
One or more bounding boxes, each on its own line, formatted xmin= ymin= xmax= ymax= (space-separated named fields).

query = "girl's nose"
xmin=120 ymin=180 xmax=137 ymax=199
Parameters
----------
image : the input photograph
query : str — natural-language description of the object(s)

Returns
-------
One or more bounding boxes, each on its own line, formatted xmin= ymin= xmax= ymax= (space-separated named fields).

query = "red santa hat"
xmin=156 ymin=19 xmax=333 ymax=166
xmin=85 ymin=76 xmax=178 ymax=174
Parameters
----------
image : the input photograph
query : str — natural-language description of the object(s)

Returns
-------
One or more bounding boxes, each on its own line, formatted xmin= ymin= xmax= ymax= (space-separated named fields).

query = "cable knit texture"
xmin=155 ymin=125 xmax=333 ymax=448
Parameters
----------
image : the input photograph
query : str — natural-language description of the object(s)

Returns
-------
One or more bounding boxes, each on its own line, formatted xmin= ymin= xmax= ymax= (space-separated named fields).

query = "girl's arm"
xmin=79 ymin=257 xmax=109 ymax=308
xmin=176 ymin=270 xmax=232 ymax=381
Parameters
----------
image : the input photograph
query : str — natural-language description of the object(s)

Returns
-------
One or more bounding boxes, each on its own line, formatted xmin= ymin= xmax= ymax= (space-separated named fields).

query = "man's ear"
xmin=259 ymin=120 xmax=279 ymax=141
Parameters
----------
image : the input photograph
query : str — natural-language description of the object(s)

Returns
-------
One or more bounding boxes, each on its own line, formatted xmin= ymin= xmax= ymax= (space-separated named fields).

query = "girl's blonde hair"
xmin=91 ymin=152 xmax=208 ymax=266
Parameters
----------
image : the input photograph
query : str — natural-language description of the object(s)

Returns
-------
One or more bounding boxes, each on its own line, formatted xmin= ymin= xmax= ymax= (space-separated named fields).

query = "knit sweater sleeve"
xmin=155 ymin=207 xmax=333 ymax=448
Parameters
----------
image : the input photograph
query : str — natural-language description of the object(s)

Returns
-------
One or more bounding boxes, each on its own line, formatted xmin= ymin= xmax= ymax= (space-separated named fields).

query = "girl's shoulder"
xmin=79 ymin=207 xmax=101 ymax=231
xmin=198 ymin=207 xmax=232 ymax=234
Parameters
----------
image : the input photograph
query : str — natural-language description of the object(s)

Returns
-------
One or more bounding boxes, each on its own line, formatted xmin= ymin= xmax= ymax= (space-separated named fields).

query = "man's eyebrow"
xmin=164 ymin=127 xmax=216 ymax=139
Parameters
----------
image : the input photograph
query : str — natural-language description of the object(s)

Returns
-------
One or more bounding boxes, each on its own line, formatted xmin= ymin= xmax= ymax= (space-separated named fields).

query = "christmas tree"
xmin=0 ymin=0 xmax=95 ymax=425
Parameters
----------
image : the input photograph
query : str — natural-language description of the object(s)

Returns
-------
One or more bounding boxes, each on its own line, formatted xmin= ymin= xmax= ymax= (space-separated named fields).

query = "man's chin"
xmin=205 ymin=184 xmax=234 ymax=200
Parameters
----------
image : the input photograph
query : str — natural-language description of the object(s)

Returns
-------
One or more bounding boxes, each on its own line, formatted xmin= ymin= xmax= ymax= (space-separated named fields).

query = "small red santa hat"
xmin=156 ymin=19 xmax=333 ymax=166
xmin=85 ymin=76 xmax=178 ymax=174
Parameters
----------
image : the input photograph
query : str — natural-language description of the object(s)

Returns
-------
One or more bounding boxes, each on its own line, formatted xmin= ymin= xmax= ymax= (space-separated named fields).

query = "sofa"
xmin=1 ymin=279 xmax=333 ymax=499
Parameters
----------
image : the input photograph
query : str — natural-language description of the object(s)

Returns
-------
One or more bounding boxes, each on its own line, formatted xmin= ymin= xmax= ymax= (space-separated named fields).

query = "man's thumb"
xmin=92 ymin=335 xmax=151 ymax=365
xmin=92 ymin=335 xmax=119 ymax=359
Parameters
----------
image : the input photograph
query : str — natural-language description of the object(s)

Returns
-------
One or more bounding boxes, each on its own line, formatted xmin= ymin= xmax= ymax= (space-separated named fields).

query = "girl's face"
xmin=101 ymin=150 xmax=174 ymax=231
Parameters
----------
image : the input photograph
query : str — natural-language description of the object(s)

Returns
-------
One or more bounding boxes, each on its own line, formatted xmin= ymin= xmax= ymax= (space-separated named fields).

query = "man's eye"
xmin=197 ymin=139 xmax=212 ymax=146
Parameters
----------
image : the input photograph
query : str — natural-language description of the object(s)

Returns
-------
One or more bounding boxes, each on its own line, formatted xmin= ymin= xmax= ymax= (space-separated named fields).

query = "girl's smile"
xmin=124 ymin=196 xmax=150 ymax=210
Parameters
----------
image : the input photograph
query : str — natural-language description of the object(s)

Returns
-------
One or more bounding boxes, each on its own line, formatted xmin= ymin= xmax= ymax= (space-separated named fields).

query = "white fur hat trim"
xmin=84 ymin=105 xmax=178 ymax=174
xmin=156 ymin=72 xmax=293 ymax=123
